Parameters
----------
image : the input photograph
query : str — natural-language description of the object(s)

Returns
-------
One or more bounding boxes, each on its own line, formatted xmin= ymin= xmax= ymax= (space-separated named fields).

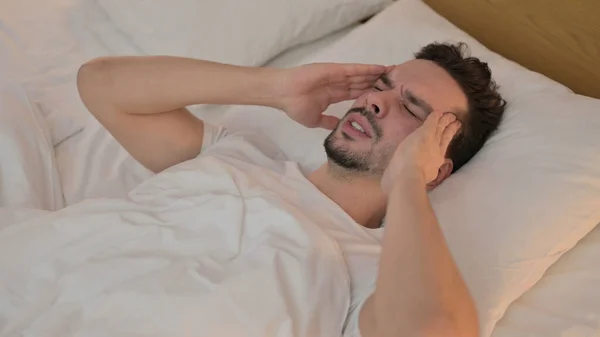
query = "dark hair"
xmin=415 ymin=42 xmax=506 ymax=172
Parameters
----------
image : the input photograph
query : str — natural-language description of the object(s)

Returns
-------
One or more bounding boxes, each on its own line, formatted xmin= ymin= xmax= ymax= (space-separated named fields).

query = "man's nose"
xmin=370 ymin=103 xmax=380 ymax=114
xmin=366 ymin=92 xmax=388 ymax=119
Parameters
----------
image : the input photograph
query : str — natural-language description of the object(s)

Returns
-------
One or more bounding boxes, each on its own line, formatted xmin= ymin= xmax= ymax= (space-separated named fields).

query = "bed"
xmin=1 ymin=0 xmax=599 ymax=336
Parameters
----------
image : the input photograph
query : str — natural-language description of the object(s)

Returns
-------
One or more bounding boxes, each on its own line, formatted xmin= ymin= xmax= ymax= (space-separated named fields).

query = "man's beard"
xmin=324 ymin=107 xmax=385 ymax=174
xmin=324 ymin=134 xmax=372 ymax=172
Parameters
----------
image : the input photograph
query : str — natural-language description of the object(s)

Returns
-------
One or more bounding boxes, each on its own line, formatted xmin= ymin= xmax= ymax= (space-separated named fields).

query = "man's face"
xmin=324 ymin=59 xmax=468 ymax=176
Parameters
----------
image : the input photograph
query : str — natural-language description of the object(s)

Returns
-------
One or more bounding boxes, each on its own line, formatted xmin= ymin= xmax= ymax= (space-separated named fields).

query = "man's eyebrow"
xmin=403 ymin=88 xmax=433 ymax=115
xmin=378 ymin=73 xmax=394 ymax=89
xmin=378 ymin=74 xmax=434 ymax=116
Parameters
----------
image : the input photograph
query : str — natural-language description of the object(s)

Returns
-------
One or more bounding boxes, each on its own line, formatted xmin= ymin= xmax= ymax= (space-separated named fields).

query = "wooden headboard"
xmin=422 ymin=0 xmax=600 ymax=99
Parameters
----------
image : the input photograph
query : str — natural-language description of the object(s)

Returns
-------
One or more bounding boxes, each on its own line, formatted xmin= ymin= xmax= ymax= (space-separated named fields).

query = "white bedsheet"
xmin=0 ymin=157 xmax=350 ymax=337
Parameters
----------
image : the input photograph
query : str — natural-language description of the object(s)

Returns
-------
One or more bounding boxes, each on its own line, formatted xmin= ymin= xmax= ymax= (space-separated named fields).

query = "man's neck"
xmin=307 ymin=162 xmax=387 ymax=229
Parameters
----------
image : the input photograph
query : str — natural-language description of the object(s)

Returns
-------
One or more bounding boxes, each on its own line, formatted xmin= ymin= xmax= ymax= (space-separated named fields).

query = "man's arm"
xmin=77 ymin=56 xmax=280 ymax=173
xmin=77 ymin=56 xmax=385 ymax=173
xmin=359 ymin=112 xmax=478 ymax=337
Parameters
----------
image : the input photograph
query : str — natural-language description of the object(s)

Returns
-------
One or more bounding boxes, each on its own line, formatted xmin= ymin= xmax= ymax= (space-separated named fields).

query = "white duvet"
xmin=0 ymin=158 xmax=350 ymax=337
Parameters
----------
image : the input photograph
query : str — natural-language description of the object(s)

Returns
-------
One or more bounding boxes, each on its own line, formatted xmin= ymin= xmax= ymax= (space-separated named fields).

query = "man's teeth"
xmin=351 ymin=121 xmax=365 ymax=133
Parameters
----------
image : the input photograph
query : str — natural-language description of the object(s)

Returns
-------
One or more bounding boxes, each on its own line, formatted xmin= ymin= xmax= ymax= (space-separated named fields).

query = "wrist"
xmin=389 ymin=165 xmax=427 ymax=193
xmin=249 ymin=66 xmax=284 ymax=108
xmin=264 ymin=66 xmax=301 ymax=112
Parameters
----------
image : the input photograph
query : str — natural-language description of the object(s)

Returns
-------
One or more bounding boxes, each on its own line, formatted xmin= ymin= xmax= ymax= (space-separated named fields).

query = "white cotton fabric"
xmin=95 ymin=0 xmax=391 ymax=67
xmin=201 ymin=124 xmax=384 ymax=337
xmin=199 ymin=2 xmax=600 ymax=336
xmin=0 ymin=208 xmax=50 ymax=231
xmin=491 ymin=223 xmax=600 ymax=337
xmin=53 ymin=118 xmax=156 ymax=204
xmin=3 ymin=0 xmax=600 ymax=335
xmin=0 ymin=82 xmax=64 ymax=211
xmin=0 ymin=0 xmax=137 ymax=147
xmin=0 ymin=0 xmax=358 ymax=206
xmin=0 ymin=123 xmax=382 ymax=337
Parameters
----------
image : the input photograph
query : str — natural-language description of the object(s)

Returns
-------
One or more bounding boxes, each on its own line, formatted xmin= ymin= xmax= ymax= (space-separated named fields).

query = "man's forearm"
xmin=78 ymin=56 xmax=280 ymax=115
xmin=76 ymin=56 xmax=283 ymax=173
xmin=361 ymin=170 xmax=479 ymax=337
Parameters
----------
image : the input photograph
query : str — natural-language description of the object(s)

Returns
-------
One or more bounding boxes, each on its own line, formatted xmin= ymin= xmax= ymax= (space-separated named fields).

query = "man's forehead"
xmin=387 ymin=59 xmax=442 ymax=80
xmin=385 ymin=60 xmax=468 ymax=115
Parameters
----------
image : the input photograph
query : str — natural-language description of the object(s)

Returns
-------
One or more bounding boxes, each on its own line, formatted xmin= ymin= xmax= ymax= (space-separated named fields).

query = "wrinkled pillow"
xmin=97 ymin=0 xmax=392 ymax=66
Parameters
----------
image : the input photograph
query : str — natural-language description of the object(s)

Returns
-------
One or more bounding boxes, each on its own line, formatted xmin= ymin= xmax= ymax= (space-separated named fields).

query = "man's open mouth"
xmin=345 ymin=113 xmax=374 ymax=138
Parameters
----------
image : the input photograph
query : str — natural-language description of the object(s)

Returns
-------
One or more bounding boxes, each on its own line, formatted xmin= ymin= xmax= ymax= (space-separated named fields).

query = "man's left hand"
xmin=381 ymin=110 xmax=461 ymax=195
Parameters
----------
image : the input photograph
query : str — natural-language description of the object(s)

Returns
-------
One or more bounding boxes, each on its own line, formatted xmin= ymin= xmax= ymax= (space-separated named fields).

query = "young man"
xmin=77 ymin=42 xmax=505 ymax=337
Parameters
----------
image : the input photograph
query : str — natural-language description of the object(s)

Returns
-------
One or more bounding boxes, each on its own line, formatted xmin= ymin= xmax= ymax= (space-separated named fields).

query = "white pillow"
xmin=264 ymin=23 xmax=360 ymax=69
xmin=201 ymin=0 xmax=600 ymax=336
xmin=491 ymin=224 xmax=600 ymax=337
xmin=0 ymin=0 xmax=144 ymax=147
xmin=96 ymin=0 xmax=392 ymax=66
xmin=0 ymin=82 xmax=64 ymax=211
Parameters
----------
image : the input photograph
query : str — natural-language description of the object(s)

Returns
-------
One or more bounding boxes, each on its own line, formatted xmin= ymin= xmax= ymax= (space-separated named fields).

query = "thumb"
xmin=319 ymin=115 xmax=341 ymax=130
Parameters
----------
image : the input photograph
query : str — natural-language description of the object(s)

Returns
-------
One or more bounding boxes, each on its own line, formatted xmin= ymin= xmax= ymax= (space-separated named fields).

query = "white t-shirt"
xmin=201 ymin=123 xmax=384 ymax=337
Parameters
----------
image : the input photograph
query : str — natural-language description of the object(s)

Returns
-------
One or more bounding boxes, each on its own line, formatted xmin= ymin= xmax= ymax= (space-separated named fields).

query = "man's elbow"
xmin=77 ymin=57 xmax=112 ymax=88
xmin=77 ymin=57 xmax=115 ymax=116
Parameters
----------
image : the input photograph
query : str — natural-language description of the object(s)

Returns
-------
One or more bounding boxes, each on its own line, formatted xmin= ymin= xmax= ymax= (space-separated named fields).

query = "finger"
xmin=344 ymin=74 xmax=381 ymax=84
xmin=328 ymin=74 xmax=380 ymax=86
xmin=319 ymin=115 xmax=341 ymax=130
xmin=347 ymin=88 xmax=371 ymax=100
xmin=328 ymin=86 xmax=370 ymax=103
xmin=328 ymin=86 xmax=353 ymax=102
xmin=422 ymin=110 xmax=444 ymax=134
xmin=440 ymin=120 xmax=462 ymax=154
xmin=339 ymin=63 xmax=387 ymax=77
xmin=436 ymin=113 xmax=457 ymax=141
xmin=330 ymin=78 xmax=376 ymax=90
xmin=348 ymin=82 xmax=374 ymax=90
xmin=326 ymin=71 xmax=348 ymax=84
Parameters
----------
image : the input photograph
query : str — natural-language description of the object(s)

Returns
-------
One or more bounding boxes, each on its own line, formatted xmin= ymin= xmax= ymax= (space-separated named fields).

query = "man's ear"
xmin=427 ymin=158 xmax=453 ymax=191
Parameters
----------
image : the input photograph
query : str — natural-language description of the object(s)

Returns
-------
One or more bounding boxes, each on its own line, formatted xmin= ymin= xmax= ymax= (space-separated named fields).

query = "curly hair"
xmin=415 ymin=42 xmax=507 ymax=172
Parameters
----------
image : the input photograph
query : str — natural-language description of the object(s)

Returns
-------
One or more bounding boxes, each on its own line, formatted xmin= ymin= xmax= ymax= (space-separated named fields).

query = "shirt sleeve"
xmin=200 ymin=121 xmax=287 ymax=170
xmin=201 ymin=121 xmax=230 ymax=152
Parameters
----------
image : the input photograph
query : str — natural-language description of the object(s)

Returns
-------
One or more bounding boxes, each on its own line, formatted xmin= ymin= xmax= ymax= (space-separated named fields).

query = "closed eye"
xmin=403 ymin=103 xmax=417 ymax=118
xmin=374 ymin=84 xmax=419 ymax=120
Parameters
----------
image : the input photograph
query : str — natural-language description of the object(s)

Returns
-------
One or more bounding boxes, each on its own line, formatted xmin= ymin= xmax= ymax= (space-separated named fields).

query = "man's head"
xmin=324 ymin=42 xmax=506 ymax=185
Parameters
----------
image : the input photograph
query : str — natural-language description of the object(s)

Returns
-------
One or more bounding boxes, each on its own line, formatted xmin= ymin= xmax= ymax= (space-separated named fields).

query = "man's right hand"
xmin=78 ymin=56 xmax=386 ymax=173
xmin=273 ymin=63 xmax=387 ymax=130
